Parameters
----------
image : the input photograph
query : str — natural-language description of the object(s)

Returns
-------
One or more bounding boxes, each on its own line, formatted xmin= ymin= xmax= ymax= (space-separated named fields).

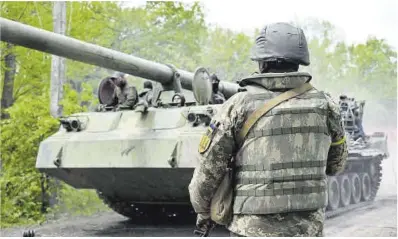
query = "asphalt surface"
xmin=1 ymin=194 xmax=396 ymax=237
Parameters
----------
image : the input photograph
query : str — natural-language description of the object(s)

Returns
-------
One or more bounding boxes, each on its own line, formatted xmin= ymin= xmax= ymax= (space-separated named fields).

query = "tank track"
xmin=100 ymin=194 xmax=377 ymax=222
xmin=325 ymin=201 xmax=373 ymax=219
xmin=97 ymin=191 xmax=143 ymax=219
xmin=369 ymin=157 xmax=383 ymax=201
xmin=97 ymin=191 xmax=196 ymax=223
xmin=325 ymin=156 xmax=383 ymax=217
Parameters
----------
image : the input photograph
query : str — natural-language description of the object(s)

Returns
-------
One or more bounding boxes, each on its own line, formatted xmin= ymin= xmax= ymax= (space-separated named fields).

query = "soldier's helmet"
xmin=251 ymin=22 xmax=310 ymax=66
xmin=340 ymin=95 xmax=348 ymax=100
xmin=144 ymin=81 xmax=153 ymax=89
xmin=210 ymin=74 xmax=220 ymax=84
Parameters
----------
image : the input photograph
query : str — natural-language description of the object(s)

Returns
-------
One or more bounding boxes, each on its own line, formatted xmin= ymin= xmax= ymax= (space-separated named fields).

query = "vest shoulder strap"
xmin=237 ymin=83 xmax=314 ymax=145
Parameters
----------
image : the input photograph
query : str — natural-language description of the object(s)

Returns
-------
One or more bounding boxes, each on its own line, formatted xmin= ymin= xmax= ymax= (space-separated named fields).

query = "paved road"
xmin=1 ymin=195 xmax=396 ymax=237
xmin=325 ymin=195 xmax=396 ymax=237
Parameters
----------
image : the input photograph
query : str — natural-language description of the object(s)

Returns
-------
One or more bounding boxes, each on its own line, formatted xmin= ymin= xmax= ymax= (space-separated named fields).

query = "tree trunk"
xmin=50 ymin=1 xmax=66 ymax=118
xmin=47 ymin=1 xmax=67 ymax=210
xmin=1 ymin=43 xmax=16 ymax=119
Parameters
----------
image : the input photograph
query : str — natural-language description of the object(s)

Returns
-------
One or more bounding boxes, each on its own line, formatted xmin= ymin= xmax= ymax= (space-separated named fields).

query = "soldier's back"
xmin=227 ymin=77 xmax=330 ymax=237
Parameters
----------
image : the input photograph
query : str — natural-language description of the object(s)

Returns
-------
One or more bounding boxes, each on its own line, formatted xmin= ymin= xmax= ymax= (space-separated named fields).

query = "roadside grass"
xmin=0 ymin=183 xmax=110 ymax=229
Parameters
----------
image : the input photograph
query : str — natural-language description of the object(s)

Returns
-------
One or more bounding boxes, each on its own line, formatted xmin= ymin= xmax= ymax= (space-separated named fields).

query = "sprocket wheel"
xmin=369 ymin=156 xmax=383 ymax=201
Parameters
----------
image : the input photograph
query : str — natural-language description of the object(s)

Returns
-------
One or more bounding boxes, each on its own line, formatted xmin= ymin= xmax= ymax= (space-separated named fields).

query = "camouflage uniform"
xmin=138 ymin=81 xmax=154 ymax=106
xmin=354 ymin=110 xmax=366 ymax=139
xmin=114 ymin=84 xmax=138 ymax=109
xmin=212 ymin=91 xmax=226 ymax=104
xmin=139 ymin=88 xmax=153 ymax=105
xmin=188 ymin=73 xmax=348 ymax=237
xmin=210 ymin=73 xmax=225 ymax=104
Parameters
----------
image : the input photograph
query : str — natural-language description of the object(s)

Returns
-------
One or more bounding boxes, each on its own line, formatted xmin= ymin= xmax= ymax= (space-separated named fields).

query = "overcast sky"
xmin=124 ymin=0 xmax=397 ymax=48
xmin=202 ymin=0 xmax=397 ymax=47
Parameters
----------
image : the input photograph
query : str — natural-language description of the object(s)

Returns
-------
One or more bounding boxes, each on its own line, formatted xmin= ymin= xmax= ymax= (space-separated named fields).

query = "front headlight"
xmin=59 ymin=116 xmax=88 ymax=132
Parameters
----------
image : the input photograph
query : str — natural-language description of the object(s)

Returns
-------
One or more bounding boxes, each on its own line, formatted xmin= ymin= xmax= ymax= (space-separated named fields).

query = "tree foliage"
xmin=0 ymin=1 xmax=396 ymax=227
xmin=0 ymin=91 xmax=58 ymax=226
xmin=298 ymin=19 xmax=397 ymax=99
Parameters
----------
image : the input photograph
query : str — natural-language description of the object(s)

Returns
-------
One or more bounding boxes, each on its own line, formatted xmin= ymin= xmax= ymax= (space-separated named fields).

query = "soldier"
xmin=354 ymin=109 xmax=366 ymax=140
xmin=139 ymin=81 xmax=154 ymax=106
xmin=210 ymin=74 xmax=226 ymax=104
xmin=339 ymin=95 xmax=349 ymax=111
xmin=188 ymin=22 xmax=348 ymax=237
xmin=110 ymin=73 xmax=138 ymax=110
xmin=172 ymin=93 xmax=186 ymax=106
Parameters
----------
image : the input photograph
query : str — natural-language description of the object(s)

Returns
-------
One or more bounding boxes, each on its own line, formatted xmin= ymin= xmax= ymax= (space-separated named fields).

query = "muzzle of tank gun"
xmin=59 ymin=118 xmax=82 ymax=132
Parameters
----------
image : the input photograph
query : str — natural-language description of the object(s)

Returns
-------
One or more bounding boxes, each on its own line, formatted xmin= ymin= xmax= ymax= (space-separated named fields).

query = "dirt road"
xmin=1 ymin=194 xmax=396 ymax=237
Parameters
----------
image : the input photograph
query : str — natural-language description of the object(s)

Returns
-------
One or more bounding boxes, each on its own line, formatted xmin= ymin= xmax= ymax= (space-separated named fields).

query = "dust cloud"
xmin=363 ymin=100 xmax=397 ymax=197
xmin=310 ymin=68 xmax=397 ymax=198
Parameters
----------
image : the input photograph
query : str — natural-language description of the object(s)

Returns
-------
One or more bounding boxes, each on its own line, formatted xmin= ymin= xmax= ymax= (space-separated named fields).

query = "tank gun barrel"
xmin=0 ymin=17 xmax=238 ymax=98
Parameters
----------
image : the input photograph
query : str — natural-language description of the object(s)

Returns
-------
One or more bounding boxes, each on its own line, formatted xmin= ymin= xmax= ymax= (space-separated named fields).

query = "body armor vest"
xmin=233 ymin=88 xmax=331 ymax=215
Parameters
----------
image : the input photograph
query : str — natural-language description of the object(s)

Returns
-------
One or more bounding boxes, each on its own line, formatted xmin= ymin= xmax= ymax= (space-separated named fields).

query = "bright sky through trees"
xmin=123 ymin=0 xmax=397 ymax=48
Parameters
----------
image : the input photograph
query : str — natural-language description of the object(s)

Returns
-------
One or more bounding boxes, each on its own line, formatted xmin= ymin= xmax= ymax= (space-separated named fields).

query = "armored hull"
xmin=36 ymin=106 xmax=221 ymax=204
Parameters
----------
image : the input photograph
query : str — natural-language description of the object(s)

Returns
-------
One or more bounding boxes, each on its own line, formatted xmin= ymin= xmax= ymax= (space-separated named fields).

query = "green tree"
xmin=299 ymin=19 xmax=397 ymax=99
xmin=0 ymin=2 xmax=116 ymax=227
xmin=347 ymin=37 xmax=397 ymax=98
xmin=200 ymin=27 xmax=256 ymax=82
xmin=109 ymin=1 xmax=208 ymax=88
xmin=1 ymin=2 xmax=53 ymax=110
xmin=0 ymin=91 xmax=59 ymax=226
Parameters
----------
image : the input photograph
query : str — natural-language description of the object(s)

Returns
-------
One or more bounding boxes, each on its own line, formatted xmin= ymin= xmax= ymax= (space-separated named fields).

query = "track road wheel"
xmin=339 ymin=175 xmax=351 ymax=207
xmin=349 ymin=173 xmax=361 ymax=204
xmin=327 ymin=177 xmax=340 ymax=211
xmin=360 ymin=173 xmax=371 ymax=201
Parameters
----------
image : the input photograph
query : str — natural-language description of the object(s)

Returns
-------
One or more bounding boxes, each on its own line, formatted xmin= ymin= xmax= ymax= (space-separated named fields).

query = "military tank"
xmin=324 ymin=96 xmax=389 ymax=215
xmin=0 ymin=17 xmax=389 ymax=220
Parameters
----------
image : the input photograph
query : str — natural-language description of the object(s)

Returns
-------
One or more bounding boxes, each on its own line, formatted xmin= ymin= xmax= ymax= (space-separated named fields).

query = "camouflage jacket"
xmin=212 ymin=91 xmax=226 ymax=104
xmin=114 ymin=85 xmax=138 ymax=109
xmin=139 ymin=88 xmax=154 ymax=106
xmin=188 ymin=72 xmax=348 ymax=237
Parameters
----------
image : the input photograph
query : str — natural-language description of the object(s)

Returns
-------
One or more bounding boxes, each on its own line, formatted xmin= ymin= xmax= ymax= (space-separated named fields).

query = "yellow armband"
xmin=331 ymin=136 xmax=346 ymax=146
